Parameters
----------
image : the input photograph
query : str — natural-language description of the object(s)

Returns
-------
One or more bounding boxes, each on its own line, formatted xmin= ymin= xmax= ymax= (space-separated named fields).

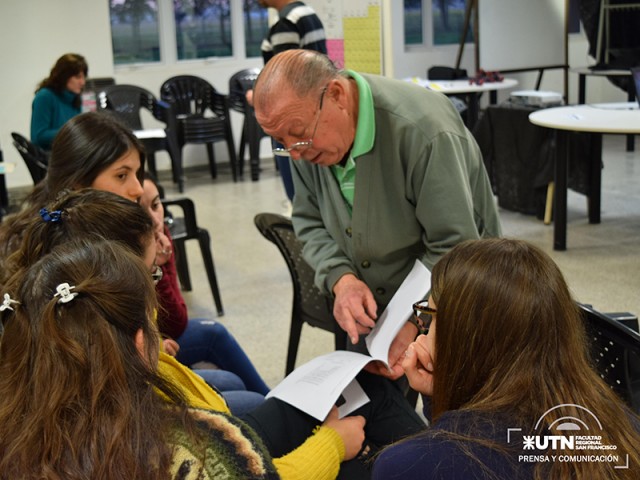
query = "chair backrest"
xmin=160 ymin=75 xmax=228 ymax=119
xmin=228 ymin=68 xmax=261 ymax=115
xmin=85 ymin=77 xmax=116 ymax=92
xmin=162 ymin=197 xmax=199 ymax=240
xmin=97 ymin=84 xmax=160 ymax=130
xmin=579 ymin=303 xmax=640 ymax=413
xmin=10 ymin=132 xmax=48 ymax=184
xmin=254 ymin=213 xmax=336 ymax=331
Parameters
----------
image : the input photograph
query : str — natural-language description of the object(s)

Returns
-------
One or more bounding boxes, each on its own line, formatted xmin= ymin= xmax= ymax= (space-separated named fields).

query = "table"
xmin=406 ymin=77 xmax=518 ymax=128
xmin=571 ymin=67 xmax=635 ymax=151
xmin=529 ymin=102 xmax=640 ymax=250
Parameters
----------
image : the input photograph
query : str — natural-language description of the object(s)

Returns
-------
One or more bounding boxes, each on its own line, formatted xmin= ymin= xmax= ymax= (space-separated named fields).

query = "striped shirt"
xmin=261 ymin=1 xmax=327 ymax=64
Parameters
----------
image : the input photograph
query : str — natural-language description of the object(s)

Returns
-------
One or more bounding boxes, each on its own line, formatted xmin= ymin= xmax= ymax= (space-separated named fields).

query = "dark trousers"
xmin=272 ymin=139 xmax=295 ymax=201
xmin=241 ymin=371 xmax=425 ymax=479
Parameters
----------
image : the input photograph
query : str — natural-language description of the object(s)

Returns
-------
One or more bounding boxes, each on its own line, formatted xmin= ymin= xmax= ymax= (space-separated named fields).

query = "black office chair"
xmin=160 ymin=75 xmax=238 ymax=191
xmin=96 ymin=84 xmax=181 ymax=182
xmin=579 ymin=303 xmax=640 ymax=414
xmin=11 ymin=132 xmax=49 ymax=185
xmin=254 ymin=212 xmax=347 ymax=375
xmin=162 ymin=196 xmax=224 ymax=316
xmin=228 ymin=68 xmax=269 ymax=181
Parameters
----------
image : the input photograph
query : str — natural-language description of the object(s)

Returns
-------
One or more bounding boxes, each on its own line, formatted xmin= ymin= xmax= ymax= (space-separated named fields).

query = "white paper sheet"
xmin=266 ymin=260 xmax=431 ymax=421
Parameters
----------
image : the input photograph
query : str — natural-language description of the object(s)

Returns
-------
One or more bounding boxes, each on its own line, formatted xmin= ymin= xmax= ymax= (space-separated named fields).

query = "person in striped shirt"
xmin=258 ymin=0 xmax=328 ymax=205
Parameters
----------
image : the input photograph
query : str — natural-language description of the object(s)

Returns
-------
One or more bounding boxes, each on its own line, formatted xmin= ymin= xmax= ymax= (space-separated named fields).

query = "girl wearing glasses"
xmin=373 ymin=238 xmax=640 ymax=480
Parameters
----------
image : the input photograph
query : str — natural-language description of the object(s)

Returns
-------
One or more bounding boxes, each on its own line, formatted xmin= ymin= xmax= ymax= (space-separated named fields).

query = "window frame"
xmin=404 ymin=0 xmax=473 ymax=52
xmin=111 ymin=0 xmax=267 ymax=70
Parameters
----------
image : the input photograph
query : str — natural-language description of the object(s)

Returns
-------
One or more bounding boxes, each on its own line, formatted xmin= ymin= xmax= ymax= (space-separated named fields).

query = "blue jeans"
xmin=193 ymin=369 xmax=265 ymax=416
xmin=176 ymin=318 xmax=270 ymax=395
xmin=273 ymin=139 xmax=294 ymax=201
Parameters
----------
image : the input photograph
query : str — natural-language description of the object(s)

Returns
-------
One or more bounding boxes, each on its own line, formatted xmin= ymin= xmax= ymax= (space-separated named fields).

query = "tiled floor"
xmin=157 ymin=133 xmax=639 ymax=390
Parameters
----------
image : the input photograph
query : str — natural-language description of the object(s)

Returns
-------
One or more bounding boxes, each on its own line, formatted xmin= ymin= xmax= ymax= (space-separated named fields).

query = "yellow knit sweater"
xmin=158 ymin=351 xmax=344 ymax=480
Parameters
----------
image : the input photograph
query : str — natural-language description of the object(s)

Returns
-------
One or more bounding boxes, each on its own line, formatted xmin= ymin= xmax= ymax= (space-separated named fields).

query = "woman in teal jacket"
xmin=30 ymin=53 xmax=88 ymax=150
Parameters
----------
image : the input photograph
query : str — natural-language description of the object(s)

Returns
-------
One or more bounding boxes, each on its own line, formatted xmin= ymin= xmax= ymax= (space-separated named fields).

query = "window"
xmin=404 ymin=0 xmax=472 ymax=48
xmin=404 ymin=0 xmax=423 ymax=45
xmin=109 ymin=0 xmax=267 ymax=66
xmin=433 ymin=0 xmax=471 ymax=45
xmin=110 ymin=0 xmax=161 ymax=65
xmin=243 ymin=0 xmax=269 ymax=58
xmin=174 ymin=0 xmax=232 ymax=59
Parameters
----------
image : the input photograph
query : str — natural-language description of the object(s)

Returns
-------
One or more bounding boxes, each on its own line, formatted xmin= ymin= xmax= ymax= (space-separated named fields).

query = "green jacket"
xmin=291 ymin=73 xmax=501 ymax=308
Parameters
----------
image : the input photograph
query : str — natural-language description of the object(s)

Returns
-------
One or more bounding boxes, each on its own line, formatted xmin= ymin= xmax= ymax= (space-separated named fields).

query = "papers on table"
xmin=133 ymin=129 xmax=166 ymax=139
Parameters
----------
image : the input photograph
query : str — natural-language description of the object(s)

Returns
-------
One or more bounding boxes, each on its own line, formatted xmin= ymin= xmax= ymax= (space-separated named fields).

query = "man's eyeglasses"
xmin=151 ymin=265 xmax=163 ymax=285
xmin=272 ymin=85 xmax=328 ymax=158
xmin=412 ymin=300 xmax=437 ymax=334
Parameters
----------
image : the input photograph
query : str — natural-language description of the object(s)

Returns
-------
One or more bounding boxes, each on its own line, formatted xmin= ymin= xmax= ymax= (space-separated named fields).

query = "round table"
xmin=426 ymin=78 xmax=518 ymax=127
xmin=529 ymin=102 xmax=640 ymax=250
xmin=571 ymin=67 xmax=636 ymax=151
xmin=405 ymin=77 xmax=518 ymax=128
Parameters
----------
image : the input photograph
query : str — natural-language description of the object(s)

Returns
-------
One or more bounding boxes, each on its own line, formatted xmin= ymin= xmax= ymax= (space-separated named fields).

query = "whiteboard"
xmin=478 ymin=0 xmax=567 ymax=71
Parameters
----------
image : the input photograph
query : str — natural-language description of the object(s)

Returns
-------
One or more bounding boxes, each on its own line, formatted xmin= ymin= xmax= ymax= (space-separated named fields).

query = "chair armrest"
xmin=161 ymin=197 xmax=199 ymax=236
xmin=153 ymin=99 xmax=176 ymax=127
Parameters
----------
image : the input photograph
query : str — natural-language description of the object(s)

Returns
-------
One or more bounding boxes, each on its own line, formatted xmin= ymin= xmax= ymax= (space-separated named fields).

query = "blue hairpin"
xmin=40 ymin=208 xmax=63 ymax=223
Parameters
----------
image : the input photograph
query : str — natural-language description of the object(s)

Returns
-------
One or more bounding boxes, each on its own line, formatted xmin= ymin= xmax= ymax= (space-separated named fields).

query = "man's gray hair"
xmin=254 ymin=50 xmax=339 ymax=110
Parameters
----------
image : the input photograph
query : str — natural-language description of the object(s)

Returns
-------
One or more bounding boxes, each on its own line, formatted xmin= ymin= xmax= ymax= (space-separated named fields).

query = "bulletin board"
xmin=306 ymin=0 xmax=382 ymax=74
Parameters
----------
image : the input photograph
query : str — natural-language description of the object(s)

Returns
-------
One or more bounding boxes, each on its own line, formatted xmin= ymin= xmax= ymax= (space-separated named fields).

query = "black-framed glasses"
xmin=272 ymin=85 xmax=328 ymax=158
xmin=151 ymin=265 xmax=163 ymax=285
xmin=412 ymin=300 xmax=437 ymax=333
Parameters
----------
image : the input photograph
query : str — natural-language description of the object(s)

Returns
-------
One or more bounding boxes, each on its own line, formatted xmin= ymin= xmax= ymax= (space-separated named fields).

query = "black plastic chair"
xmin=85 ymin=77 xmax=116 ymax=92
xmin=96 ymin=84 xmax=181 ymax=183
xmin=11 ymin=132 xmax=49 ymax=185
xmin=228 ymin=68 xmax=269 ymax=181
xmin=254 ymin=212 xmax=347 ymax=375
xmin=580 ymin=303 xmax=640 ymax=414
xmin=160 ymin=75 xmax=238 ymax=191
xmin=162 ymin=197 xmax=224 ymax=316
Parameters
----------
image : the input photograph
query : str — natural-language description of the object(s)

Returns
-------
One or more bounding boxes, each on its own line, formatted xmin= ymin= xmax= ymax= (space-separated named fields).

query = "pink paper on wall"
xmin=327 ymin=39 xmax=344 ymax=69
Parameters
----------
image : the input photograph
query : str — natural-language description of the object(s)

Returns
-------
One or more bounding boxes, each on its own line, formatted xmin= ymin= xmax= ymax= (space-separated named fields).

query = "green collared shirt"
xmin=331 ymin=70 xmax=375 ymax=213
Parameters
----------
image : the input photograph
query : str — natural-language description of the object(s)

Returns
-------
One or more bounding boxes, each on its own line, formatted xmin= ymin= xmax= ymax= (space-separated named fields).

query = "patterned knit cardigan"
xmin=170 ymin=407 xmax=279 ymax=479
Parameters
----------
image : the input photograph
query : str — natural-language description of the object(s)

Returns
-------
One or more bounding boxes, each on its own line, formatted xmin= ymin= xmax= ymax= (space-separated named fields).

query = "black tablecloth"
xmin=473 ymin=102 xmax=596 ymax=217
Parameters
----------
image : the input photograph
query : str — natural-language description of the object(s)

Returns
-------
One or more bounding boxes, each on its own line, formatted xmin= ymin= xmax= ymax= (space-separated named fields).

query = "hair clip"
xmin=54 ymin=283 xmax=78 ymax=304
xmin=0 ymin=293 xmax=19 ymax=312
xmin=40 ymin=208 xmax=63 ymax=223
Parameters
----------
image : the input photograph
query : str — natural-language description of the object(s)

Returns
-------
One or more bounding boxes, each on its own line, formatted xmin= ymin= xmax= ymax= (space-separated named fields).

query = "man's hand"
xmin=332 ymin=274 xmax=377 ymax=344
xmin=402 ymin=335 xmax=434 ymax=396
xmin=365 ymin=321 xmax=417 ymax=380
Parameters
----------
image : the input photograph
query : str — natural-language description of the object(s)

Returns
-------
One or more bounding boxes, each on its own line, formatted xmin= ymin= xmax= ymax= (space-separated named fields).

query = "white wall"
xmin=1 ymin=0 xmax=114 ymax=188
xmin=0 ymin=0 xmax=261 ymax=188
xmin=0 ymin=0 xmax=628 ymax=188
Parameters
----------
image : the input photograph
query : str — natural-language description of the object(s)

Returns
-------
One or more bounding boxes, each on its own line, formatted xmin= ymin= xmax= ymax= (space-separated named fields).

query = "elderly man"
xmin=253 ymin=50 xmax=501 ymax=378
xmin=256 ymin=0 xmax=327 ymax=204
